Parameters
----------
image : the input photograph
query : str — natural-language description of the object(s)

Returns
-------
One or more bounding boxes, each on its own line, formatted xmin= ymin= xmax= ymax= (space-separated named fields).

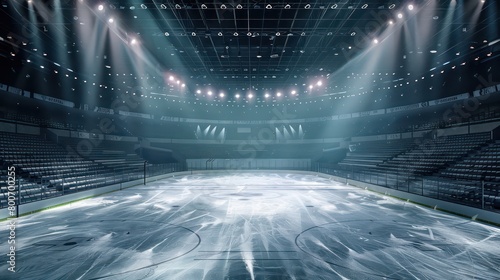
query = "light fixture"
xmin=309 ymin=85 xmax=313 ymax=89
xmin=266 ymin=4 xmax=272 ymax=9
xmin=130 ymin=38 xmax=137 ymax=44
xmin=305 ymin=4 xmax=311 ymax=9
xmin=316 ymin=81 xmax=322 ymax=86
xmin=373 ymin=39 xmax=379 ymax=44
xmin=247 ymin=32 xmax=252 ymax=36
xmin=291 ymin=90 xmax=296 ymax=95
xmin=221 ymin=4 xmax=227 ymax=9
xmin=285 ymin=4 xmax=291 ymax=9
xmin=108 ymin=18 xmax=114 ymax=23
xmin=276 ymin=32 xmax=281 ymax=36
xmin=207 ymin=91 xmax=213 ymax=96
xmin=141 ymin=4 xmax=147 ymax=9
xmin=276 ymin=92 xmax=282 ymax=97
xmin=196 ymin=89 xmax=201 ymax=94
xmin=389 ymin=20 xmax=394 ymax=25
xmin=169 ymin=76 xmax=175 ymax=81
xmin=331 ymin=4 xmax=338 ymax=9
xmin=235 ymin=93 xmax=240 ymax=98
xmin=219 ymin=92 xmax=225 ymax=97
xmin=362 ymin=4 xmax=368 ymax=9
xmin=218 ymin=32 xmax=223 ymax=36
xmin=164 ymin=32 xmax=170 ymax=36
xmin=160 ymin=4 xmax=167 ymax=9
xmin=233 ymin=32 xmax=239 ymax=36
xmin=181 ymin=84 xmax=185 ymax=88
xmin=265 ymin=93 xmax=270 ymax=98
xmin=98 ymin=4 xmax=104 ymax=11
xmin=389 ymin=4 xmax=396 ymax=9
xmin=397 ymin=13 xmax=403 ymax=19
xmin=191 ymin=32 xmax=197 ymax=36
xmin=256 ymin=53 xmax=262 ymax=58
xmin=248 ymin=93 xmax=254 ymax=99
xmin=236 ymin=4 xmax=243 ymax=9
xmin=201 ymin=4 xmax=207 ymax=9
xmin=408 ymin=4 xmax=414 ymax=10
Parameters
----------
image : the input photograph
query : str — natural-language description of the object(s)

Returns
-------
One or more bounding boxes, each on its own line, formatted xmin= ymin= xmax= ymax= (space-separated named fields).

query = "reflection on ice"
xmin=0 ymin=172 xmax=499 ymax=280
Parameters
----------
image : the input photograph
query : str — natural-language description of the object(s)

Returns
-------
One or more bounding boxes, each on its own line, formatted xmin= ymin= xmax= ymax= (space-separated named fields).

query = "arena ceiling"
xmin=0 ymin=0 xmax=499 ymax=105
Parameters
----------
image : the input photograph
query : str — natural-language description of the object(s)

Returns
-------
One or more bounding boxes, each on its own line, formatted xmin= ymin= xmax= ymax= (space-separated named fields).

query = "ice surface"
xmin=1 ymin=172 xmax=499 ymax=279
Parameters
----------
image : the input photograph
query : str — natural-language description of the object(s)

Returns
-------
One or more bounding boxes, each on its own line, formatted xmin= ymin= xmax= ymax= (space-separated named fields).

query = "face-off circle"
xmin=295 ymin=219 xmax=500 ymax=279
xmin=14 ymin=220 xmax=200 ymax=279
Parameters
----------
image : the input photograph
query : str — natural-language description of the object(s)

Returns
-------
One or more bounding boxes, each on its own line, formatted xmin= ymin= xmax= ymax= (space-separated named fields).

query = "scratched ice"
xmin=0 ymin=172 xmax=499 ymax=279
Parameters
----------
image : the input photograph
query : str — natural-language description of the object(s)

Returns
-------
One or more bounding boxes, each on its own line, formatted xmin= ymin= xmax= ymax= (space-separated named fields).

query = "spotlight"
xmin=221 ymin=4 xmax=226 ymax=9
xmin=218 ymin=32 xmax=223 ymax=36
xmin=219 ymin=92 xmax=225 ymax=97
xmin=236 ymin=4 xmax=243 ymax=9
xmin=316 ymin=81 xmax=322 ymax=86
xmin=331 ymin=4 xmax=337 ymax=9
xmin=141 ymin=4 xmax=147 ymax=9
xmin=233 ymin=32 xmax=239 ymax=36
xmin=309 ymin=85 xmax=313 ymax=89
xmin=265 ymin=93 xmax=270 ymax=98
xmin=291 ymin=90 xmax=296 ymax=95
xmin=201 ymin=4 xmax=207 ymax=9
xmin=285 ymin=4 xmax=291 ymax=9
xmin=408 ymin=4 xmax=414 ymax=10
xmin=305 ymin=4 xmax=311 ymax=9
xmin=98 ymin=4 xmax=104 ymax=11
xmin=175 ymin=4 xmax=181 ymax=9
xmin=235 ymin=93 xmax=240 ymax=98
xmin=397 ymin=13 xmax=403 ymax=19
xmin=191 ymin=32 xmax=197 ymax=36
xmin=276 ymin=92 xmax=282 ymax=97
xmin=389 ymin=20 xmax=394 ymax=25
xmin=276 ymin=32 xmax=281 ymax=36
xmin=248 ymin=93 xmax=253 ymax=99
xmin=164 ymin=32 xmax=170 ymax=36
xmin=361 ymin=4 xmax=368 ymax=9
xmin=181 ymin=83 xmax=186 ymax=88
xmin=207 ymin=91 xmax=213 ymax=96
xmin=247 ymin=32 xmax=252 ymax=36
xmin=176 ymin=80 xmax=180 ymax=84
xmin=266 ymin=4 xmax=272 ymax=9
xmin=108 ymin=18 xmax=114 ymax=23
xmin=130 ymin=38 xmax=137 ymax=44
xmin=160 ymin=4 xmax=167 ymax=9
xmin=196 ymin=89 xmax=201 ymax=94
xmin=373 ymin=39 xmax=379 ymax=44
xmin=169 ymin=76 xmax=174 ymax=81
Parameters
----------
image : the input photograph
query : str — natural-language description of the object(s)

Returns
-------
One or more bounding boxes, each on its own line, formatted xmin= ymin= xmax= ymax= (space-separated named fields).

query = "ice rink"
xmin=1 ymin=172 xmax=500 ymax=279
